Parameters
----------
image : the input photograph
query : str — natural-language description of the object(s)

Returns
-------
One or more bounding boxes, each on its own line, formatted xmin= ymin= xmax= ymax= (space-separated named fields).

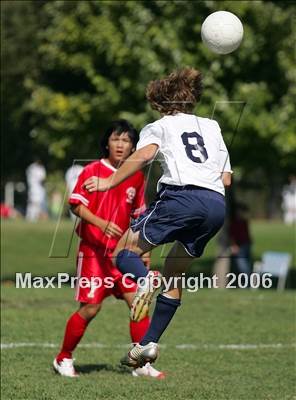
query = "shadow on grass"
xmin=75 ymin=363 xmax=130 ymax=375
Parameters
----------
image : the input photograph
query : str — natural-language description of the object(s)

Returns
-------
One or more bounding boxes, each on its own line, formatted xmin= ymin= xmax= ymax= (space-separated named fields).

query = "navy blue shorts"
xmin=131 ymin=184 xmax=225 ymax=257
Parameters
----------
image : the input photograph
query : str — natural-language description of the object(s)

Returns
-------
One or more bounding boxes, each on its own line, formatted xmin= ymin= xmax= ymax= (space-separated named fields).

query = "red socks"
xmin=129 ymin=316 xmax=150 ymax=343
xmin=56 ymin=312 xmax=150 ymax=362
xmin=56 ymin=312 xmax=89 ymax=362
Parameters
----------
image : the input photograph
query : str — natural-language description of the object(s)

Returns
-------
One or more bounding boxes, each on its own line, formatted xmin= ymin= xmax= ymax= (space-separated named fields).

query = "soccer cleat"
xmin=131 ymin=270 xmax=162 ymax=322
xmin=53 ymin=358 xmax=79 ymax=377
xmin=132 ymin=362 xmax=165 ymax=379
xmin=121 ymin=342 xmax=159 ymax=368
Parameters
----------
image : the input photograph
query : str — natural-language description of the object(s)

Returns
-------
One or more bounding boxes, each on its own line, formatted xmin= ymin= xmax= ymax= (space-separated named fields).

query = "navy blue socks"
xmin=116 ymin=250 xmax=181 ymax=345
xmin=140 ymin=294 xmax=181 ymax=345
xmin=116 ymin=249 xmax=148 ymax=282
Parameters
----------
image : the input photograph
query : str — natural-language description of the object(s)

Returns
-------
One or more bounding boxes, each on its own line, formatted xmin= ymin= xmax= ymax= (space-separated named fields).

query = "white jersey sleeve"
xmin=136 ymin=122 xmax=163 ymax=149
xmin=214 ymin=121 xmax=232 ymax=173
xmin=219 ymin=138 xmax=232 ymax=173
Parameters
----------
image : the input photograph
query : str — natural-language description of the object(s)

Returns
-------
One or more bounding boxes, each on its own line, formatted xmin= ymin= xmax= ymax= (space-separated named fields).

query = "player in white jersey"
xmin=26 ymin=160 xmax=48 ymax=221
xmin=83 ymin=67 xmax=232 ymax=368
xmin=138 ymin=113 xmax=230 ymax=195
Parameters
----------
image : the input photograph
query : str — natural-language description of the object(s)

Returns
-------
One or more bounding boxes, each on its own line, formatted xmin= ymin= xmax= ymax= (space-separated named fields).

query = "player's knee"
xmin=113 ymin=248 xmax=132 ymax=268
xmin=123 ymin=292 xmax=135 ymax=309
xmin=111 ymin=250 xmax=119 ymax=267
xmin=80 ymin=303 xmax=101 ymax=320
xmin=112 ymin=246 xmax=126 ymax=266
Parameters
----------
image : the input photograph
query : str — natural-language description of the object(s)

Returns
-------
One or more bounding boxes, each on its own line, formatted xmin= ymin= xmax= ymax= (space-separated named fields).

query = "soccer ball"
xmin=201 ymin=11 xmax=244 ymax=55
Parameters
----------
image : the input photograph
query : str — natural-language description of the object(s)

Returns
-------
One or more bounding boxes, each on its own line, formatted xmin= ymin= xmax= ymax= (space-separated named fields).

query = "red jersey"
xmin=69 ymin=159 xmax=146 ymax=251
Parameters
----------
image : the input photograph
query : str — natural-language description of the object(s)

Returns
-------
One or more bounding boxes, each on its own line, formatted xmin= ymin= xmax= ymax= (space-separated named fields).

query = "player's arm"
xmin=216 ymin=122 xmax=232 ymax=187
xmin=83 ymin=144 xmax=159 ymax=192
xmin=221 ymin=172 xmax=232 ymax=187
xmin=71 ymin=204 xmax=123 ymax=238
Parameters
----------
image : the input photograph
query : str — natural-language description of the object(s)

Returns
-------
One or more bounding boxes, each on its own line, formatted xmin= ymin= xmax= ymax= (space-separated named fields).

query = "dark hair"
xmin=100 ymin=119 xmax=138 ymax=157
xmin=146 ymin=67 xmax=203 ymax=115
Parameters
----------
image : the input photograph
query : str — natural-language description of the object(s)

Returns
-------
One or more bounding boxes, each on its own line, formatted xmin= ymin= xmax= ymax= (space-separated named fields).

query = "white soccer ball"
xmin=201 ymin=11 xmax=244 ymax=55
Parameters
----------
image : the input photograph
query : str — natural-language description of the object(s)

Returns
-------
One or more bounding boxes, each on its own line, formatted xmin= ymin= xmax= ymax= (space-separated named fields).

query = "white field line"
xmin=1 ymin=342 xmax=295 ymax=350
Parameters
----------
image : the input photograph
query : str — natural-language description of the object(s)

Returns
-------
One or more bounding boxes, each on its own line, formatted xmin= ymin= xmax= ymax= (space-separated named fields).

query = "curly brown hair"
xmin=146 ymin=67 xmax=203 ymax=115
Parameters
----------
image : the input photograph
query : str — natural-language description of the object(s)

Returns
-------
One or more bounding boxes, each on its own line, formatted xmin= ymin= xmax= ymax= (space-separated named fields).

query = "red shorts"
xmin=75 ymin=241 xmax=137 ymax=304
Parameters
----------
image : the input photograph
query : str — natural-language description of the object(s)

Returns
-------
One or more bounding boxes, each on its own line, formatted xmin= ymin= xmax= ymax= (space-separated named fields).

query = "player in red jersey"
xmin=53 ymin=120 xmax=164 ymax=379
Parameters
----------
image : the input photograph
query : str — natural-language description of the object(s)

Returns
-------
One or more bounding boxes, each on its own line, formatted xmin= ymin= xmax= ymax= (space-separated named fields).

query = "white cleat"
xmin=132 ymin=362 xmax=165 ymax=379
xmin=131 ymin=271 xmax=162 ymax=322
xmin=53 ymin=358 xmax=78 ymax=377
xmin=121 ymin=342 xmax=159 ymax=368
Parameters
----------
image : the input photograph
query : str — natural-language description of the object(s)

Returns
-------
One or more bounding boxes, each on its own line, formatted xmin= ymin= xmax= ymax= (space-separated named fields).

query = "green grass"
xmin=1 ymin=219 xmax=295 ymax=279
xmin=1 ymin=287 xmax=295 ymax=400
xmin=1 ymin=220 xmax=296 ymax=399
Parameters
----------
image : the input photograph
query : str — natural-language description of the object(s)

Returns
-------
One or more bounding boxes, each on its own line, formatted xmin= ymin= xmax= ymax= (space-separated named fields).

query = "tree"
xmin=1 ymin=1 xmax=47 ymax=180
xmin=2 ymin=0 xmax=296 ymax=186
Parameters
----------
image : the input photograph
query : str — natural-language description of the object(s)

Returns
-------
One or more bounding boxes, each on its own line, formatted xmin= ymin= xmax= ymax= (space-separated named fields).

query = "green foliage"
xmin=2 ymin=0 xmax=296 ymax=178
xmin=1 ymin=0 xmax=46 ymax=179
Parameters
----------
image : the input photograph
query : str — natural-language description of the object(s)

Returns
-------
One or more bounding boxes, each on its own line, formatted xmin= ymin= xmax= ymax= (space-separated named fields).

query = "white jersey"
xmin=136 ymin=113 xmax=232 ymax=195
xmin=26 ymin=162 xmax=46 ymax=203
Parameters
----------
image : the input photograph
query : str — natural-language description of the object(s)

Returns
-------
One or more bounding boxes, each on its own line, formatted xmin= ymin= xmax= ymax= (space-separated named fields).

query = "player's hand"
xmin=141 ymin=252 xmax=151 ymax=269
xmin=83 ymin=176 xmax=111 ymax=192
xmin=98 ymin=220 xmax=123 ymax=238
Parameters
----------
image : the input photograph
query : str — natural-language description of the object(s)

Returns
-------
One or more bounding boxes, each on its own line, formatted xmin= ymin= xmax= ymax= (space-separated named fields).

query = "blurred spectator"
xmin=49 ymin=190 xmax=63 ymax=220
xmin=65 ymin=164 xmax=83 ymax=219
xmin=282 ymin=176 xmax=296 ymax=225
xmin=212 ymin=222 xmax=231 ymax=288
xmin=229 ymin=202 xmax=252 ymax=280
xmin=212 ymin=189 xmax=234 ymax=288
xmin=26 ymin=160 xmax=48 ymax=221
xmin=65 ymin=164 xmax=83 ymax=195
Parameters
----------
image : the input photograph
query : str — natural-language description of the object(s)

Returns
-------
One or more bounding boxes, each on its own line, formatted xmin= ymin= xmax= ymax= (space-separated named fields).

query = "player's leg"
xmin=122 ymin=290 xmax=165 ymax=379
xmin=121 ymin=242 xmax=193 ymax=367
xmin=54 ymin=303 xmax=102 ymax=377
xmin=78 ymin=302 xmax=102 ymax=320
xmin=54 ymin=242 xmax=107 ymax=377
xmin=122 ymin=292 xmax=150 ymax=343
xmin=139 ymin=242 xmax=192 ymax=343
xmin=114 ymin=228 xmax=154 ymax=280
xmin=114 ymin=188 xmax=178 ymax=322
xmin=59 ymin=303 xmax=102 ymax=362
xmin=121 ymin=188 xmax=226 ymax=367
xmin=134 ymin=190 xmax=225 ymax=355
xmin=235 ymin=244 xmax=252 ymax=275
xmin=114 ymin=229 xmax=162 ymax=322
xmin=113 ymin=276 xmax=152 ymax=344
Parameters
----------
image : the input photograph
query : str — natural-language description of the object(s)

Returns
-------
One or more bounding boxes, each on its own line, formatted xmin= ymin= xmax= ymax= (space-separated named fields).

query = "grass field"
xmin=1 ymin=220 xmax=296 ymax=400
xmin=1 ymin=219 xmax=295 ymax=278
